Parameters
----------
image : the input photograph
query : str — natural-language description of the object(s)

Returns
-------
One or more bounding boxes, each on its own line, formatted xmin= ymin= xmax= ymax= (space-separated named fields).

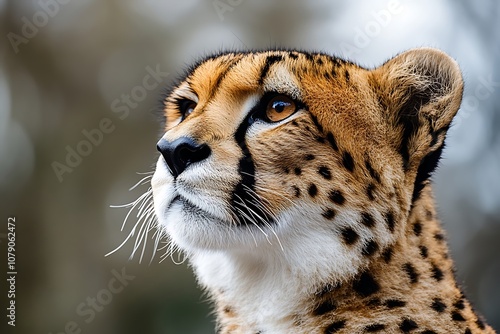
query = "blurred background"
xmin=0 ymin=0 xmax=499 ymax=333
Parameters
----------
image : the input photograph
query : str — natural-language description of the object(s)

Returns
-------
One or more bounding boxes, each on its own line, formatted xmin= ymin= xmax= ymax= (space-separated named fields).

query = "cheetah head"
xmin=151 ymin=48 xmax=463 ymax=278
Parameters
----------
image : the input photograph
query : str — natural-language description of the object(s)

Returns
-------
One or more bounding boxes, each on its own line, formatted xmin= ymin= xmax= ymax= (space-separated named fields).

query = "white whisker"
xmin=136 ymin=171 xmax=154 ymax=175
xmin=110 ymin=202 xmax=136 ymax=209
xmin=129 ymin=175 xmax=153 ymax=191
xmin=136 ymin=189 xmax=153 ymax=218
xmin=233 ymin=194 xmax=270 ymax=241
xmin=120 ymin=190 xmax=151 ymax=231
xmin=170 ymin=243 xmax=187 ymax=265
xmin=139 ymin=218 xmax=155 ymax=264
xmin=230 ymin=202 xmax=258 ymax=247
xmin=106 ymin=172 xmax=167 ymax=263
xmin=130 ymin=208 xmax=152 ymax=260
xmin=150 ymin=222 xmax=163 ymax=265
xmin=240 ymin=184 xmax=285 ymax=252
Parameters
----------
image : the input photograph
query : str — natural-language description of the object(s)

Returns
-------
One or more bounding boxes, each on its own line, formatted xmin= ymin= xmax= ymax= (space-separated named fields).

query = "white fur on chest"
xmin=193 ymin=251 xmax=302 ymax=333
xmin=190 ymin=209 xmax=367 ymax=333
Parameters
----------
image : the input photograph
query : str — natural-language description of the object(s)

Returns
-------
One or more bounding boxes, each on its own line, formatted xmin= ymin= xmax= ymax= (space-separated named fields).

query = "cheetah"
xmin=150 ymin=48 xmax=495 ymax=333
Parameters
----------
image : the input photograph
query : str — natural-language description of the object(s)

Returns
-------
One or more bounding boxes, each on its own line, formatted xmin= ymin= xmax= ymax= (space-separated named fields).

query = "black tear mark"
xmin=231 ymin=107 xmax=273 ymax=227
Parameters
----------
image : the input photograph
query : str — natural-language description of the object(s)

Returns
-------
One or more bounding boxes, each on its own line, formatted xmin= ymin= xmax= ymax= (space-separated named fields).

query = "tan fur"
xmin=155 ymin=48 xmax=495 ymax=333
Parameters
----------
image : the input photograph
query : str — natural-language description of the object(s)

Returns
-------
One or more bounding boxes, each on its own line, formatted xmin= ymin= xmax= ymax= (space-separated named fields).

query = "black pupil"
xmin=273 ymin=101 xmax=288 ymax=113
xmin=182 ymin=101 xmax=195 ymax=116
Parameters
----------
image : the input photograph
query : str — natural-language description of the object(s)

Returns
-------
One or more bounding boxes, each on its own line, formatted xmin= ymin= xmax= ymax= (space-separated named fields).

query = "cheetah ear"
xmin=370 ymin=48 xmax=463 ymax=200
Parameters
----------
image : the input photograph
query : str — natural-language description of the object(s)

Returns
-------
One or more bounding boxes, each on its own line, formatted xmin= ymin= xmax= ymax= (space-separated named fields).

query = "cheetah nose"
xmin=156 ymin=137 xmax=211 ymax=178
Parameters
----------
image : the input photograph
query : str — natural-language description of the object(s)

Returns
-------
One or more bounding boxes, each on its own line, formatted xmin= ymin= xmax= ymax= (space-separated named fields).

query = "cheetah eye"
xmin=179 ymin=99 xmax=197 ymax=120
xmin=265 ymin=95 xmax=297 ymax=122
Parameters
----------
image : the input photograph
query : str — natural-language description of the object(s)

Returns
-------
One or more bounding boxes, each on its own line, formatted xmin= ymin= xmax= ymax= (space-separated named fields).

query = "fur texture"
xmin=151 ymin=48 xmax=494 ymax=333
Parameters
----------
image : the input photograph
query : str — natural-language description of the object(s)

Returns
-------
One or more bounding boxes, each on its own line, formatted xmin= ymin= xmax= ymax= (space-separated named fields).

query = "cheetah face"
xmin=152 ymin=49 xmax=463 ymax=263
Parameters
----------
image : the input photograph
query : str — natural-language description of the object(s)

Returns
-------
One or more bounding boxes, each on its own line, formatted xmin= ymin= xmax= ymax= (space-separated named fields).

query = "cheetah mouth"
xmin=169 ymin=194 xmax=226 ymax=223
xmin=169 ymin=192 xmax=274 ymax=230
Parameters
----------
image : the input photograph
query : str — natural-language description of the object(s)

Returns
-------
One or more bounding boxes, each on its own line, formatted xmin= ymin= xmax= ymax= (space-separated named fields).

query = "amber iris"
xmin=266 ymin=95 xmax=296 ymax=122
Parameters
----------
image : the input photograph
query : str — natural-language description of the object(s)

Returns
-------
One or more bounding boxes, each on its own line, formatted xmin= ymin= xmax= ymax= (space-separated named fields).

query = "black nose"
xmin=156 ymin=137 xmax=211 ymax=178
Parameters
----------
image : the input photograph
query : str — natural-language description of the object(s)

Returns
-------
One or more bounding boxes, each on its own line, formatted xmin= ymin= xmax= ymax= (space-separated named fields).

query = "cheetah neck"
xmin=190 ymin=187 xmax=491 ymax=334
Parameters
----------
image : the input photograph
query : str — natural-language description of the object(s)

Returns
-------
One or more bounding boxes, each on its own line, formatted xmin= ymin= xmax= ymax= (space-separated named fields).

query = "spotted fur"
xmin=151 ymin=48 xmax=495 ymax=333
